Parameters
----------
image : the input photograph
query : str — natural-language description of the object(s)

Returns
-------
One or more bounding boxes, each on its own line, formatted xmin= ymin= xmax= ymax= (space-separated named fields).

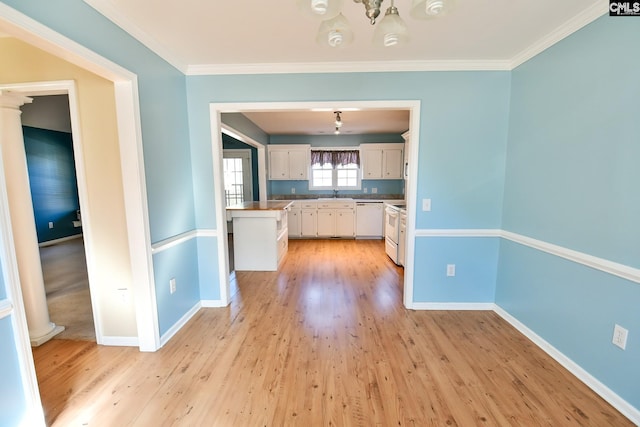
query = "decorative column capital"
xmin=0 ymin=90 xmax=33 ymax=110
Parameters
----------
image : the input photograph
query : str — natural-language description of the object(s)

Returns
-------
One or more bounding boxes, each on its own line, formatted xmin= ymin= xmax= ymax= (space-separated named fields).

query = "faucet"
xmin=333 ymin=189 xmax=338 ymax=198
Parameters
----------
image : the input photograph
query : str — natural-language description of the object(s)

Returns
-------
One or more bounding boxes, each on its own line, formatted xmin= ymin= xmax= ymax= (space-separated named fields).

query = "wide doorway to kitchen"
xmin=210 ymin=100 xmax=420 ymax=309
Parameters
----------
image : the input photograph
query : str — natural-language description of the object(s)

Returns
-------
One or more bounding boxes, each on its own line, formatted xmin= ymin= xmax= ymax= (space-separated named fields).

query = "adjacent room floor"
xmin=39 ymin=237 xmax=95 ymax=341
xmin=32 ymin=239 xmax=632 ymax=426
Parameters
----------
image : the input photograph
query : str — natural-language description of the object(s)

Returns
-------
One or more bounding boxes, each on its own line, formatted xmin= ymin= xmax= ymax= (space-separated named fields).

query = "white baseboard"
xmin=99 ymin=336 xmax=139 ymax=347
xmin=159 ymin=301 xmax=201 ymax=347
xmin=409 ymin=302 xmax=495 ymax=310
xmin=494 ymin=305 xmax=640 ymax=425
xmin=201 ymin=299 xmax=228 ymax=308
xmin=38 ymin=234 xmax=83 ymax=248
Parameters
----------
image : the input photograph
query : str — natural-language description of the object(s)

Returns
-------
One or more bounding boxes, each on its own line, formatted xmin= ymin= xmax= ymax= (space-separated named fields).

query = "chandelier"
xmin=297 ymin=0 xmax=455 ymax=48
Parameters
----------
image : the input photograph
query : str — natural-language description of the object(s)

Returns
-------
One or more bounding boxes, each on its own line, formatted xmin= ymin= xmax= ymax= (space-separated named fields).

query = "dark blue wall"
xmin=23 ymin=126 xmax=81 ymax=243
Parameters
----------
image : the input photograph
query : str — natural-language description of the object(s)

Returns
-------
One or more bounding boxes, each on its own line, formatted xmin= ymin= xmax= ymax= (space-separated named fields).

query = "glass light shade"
xmin=316 ymin=14 xmax=354 ymax=48
xmin=297 ymin=0 xmax=343 ymax=19
xmin=410 ymin=0 xmax=455 ymax=19
xmin=373 ymin=7 xmax=409 ymax=47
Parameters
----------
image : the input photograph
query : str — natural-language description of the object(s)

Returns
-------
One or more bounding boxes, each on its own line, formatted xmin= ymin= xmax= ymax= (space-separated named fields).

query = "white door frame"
xmin=210 ymin=101 xmax=420 ymax=309
xmin=223 ymin=148 xmax=254 ymax=203
xmin=0 ymin=4 xmax=159 ymax=354
xmin=0 ymin=80 xmax=106 ymax=344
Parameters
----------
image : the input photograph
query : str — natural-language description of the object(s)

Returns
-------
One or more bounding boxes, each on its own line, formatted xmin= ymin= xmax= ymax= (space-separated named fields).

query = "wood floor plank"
xmin=32 ymin=239 xmax=633 ymax=426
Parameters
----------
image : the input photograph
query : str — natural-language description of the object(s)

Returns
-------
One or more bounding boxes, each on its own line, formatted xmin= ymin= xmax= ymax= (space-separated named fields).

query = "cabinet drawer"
xmin=299 ymin=202 xmax=317 ymax=209
xmin=318 ymin=202 xmax=354 ymax=209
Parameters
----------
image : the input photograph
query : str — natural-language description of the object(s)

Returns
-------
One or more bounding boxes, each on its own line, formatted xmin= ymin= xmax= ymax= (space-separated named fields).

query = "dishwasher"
xmin=355 ymin=201 xmax=384 ymax=238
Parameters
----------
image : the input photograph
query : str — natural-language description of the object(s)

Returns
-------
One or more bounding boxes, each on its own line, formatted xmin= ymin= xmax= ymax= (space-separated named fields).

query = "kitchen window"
xmin=309 ymin=149 xmax=361 ymax=190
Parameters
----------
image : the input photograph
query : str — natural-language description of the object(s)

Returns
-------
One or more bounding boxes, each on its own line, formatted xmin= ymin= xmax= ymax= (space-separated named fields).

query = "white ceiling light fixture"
xmin=302 ymin=0 xmax=454 ymax=48
xmin=297 ymin=0 xmax=343 ymax=19
xmin=410 ymin=0 xmax=456 ymax=19
xmin=317 ymin=14 xmax=354 ymax=48
xmin=334 ymin=111 xmax=343 ymax=134
xmin=373 ymin=1 xmax=409 ymax=47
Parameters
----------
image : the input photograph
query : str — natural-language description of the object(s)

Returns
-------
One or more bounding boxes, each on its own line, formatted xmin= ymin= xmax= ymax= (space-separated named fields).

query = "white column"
xmin=0 ymin=91 xmax=64 ymax=346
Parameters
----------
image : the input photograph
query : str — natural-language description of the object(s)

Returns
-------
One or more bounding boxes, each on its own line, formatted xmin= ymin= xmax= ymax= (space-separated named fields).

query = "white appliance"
xmin=355 ymin=201 xmax=384 ymax=238
xmin=398 ymin=210 xmax=407 ymax=267
xmin=384 ymin=204 xmax=401 ymax=264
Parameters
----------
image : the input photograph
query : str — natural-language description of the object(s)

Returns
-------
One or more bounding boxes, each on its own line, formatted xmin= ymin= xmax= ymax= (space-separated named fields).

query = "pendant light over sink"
xmin=298 ymin=0 xmax=455 ymax=48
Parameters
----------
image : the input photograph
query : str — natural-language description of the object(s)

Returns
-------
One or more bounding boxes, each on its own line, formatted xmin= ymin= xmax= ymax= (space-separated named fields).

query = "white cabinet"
xmin=336 ymin=209 xmax=355 ymax=237
xmin=360 ymin=143 xmax=404 ymax=180
xmin=298 ymin=201 xmax=318 ymax=237
xmin=316 ymin=200 xmax=355 ymax=237
xmin=301 ymin=209 xmax=317 ymax=237
xmin=288 ymin=205 xmax=301 ymax=238
xmin=268 ymin=145 xmax=310 ymax=180
xmin=361 ymin=148 xmax=383 ymax=179
xmin=227 ymin=205 xmax=290 ymax=271
xmin=316 ymin=210 xmax=334 ymax=237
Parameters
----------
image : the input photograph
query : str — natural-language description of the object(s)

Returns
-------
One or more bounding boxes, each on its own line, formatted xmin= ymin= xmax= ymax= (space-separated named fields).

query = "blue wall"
xmin=4 ymin=0 xmax=637 ymax=421
xmin=0 ymin=317 xmax=27 ymax=427
xmin=23 ymin=126 xmax=81 ymax=243
xmin=497 ymin=16 xmax=640 ymax=410
xmin=1 ymin=0 xmax=200 ymax=358
xmin=186 ymin=71 xmax=511 ymax=307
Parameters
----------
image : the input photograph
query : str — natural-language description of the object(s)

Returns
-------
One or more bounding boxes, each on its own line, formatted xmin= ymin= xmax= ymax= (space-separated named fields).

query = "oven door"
xmin=384 ymin=207 xmax=400 ymax=243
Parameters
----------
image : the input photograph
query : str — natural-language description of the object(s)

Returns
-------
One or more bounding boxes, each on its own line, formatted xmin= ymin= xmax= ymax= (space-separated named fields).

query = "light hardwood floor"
xmin=32 ymin=239 xmax=632 ymax=426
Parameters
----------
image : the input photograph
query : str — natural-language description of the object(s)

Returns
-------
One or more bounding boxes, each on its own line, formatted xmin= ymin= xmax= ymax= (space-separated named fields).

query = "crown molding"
xmin=186 ymin=59 xmax=513 ymax=76
xmin=82 ymin=0 xmax=189 ymax=74
xmin=510 ymin=1 xmax=608 ymax=69
xmin=84 ymin=0 xmax=606 ymax=76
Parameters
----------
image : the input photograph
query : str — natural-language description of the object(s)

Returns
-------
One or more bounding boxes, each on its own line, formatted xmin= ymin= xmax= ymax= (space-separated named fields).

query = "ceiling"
xmin=83 ymin=0 xmax=605 ymax=74
xmin=241 ymin=109 xmax=410 ymax=135
xmin=78 ymin=0 xmax=605 ymax=135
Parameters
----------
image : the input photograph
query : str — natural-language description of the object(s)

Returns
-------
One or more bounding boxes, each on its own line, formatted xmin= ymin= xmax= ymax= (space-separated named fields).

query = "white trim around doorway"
xmin=0 ymin=5 xmax=159 ymax=354
xmin=209 ymin=100 xmax=421 ymax=310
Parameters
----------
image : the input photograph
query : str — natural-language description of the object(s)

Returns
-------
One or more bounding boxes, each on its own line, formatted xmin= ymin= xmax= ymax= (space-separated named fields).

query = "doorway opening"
xmin=210 ymin=101 xmax=420 ymax=308
xmin=21 ymin=94 xmax=95 ymax=341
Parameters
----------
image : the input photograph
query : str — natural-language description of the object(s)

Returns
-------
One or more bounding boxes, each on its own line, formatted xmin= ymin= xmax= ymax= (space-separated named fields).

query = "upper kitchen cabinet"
xmin=360 ymin=143 xmax=404 ymax=180
xmin=268 ymin=144 xmax=311 ymax=180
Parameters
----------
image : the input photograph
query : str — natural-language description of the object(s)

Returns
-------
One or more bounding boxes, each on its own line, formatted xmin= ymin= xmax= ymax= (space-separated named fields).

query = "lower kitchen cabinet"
xmin=288 ymin=208 xmax=301 ymax=237
xmin=301 ymin=209 xmax=317 ymax=237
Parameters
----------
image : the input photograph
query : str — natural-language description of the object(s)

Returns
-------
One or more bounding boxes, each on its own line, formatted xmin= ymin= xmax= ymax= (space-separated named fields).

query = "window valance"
xmin=310 ymin=149 xmax=360 ymax=167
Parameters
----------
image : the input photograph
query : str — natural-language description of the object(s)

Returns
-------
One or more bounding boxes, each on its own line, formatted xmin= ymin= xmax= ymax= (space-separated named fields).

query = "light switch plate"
xmin=422 ymin=199 xmax=432 ymax=211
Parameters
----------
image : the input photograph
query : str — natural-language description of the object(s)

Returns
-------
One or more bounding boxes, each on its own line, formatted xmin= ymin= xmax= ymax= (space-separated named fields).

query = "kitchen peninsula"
xmin=226 ymin=201 xmax=292 ymax=271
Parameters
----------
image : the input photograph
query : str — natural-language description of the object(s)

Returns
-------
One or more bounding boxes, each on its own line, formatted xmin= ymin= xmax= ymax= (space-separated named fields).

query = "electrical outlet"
xmin=48 ymin=221 xmax=54 ymax=229
xmin=447 ymin=264 xmax=456 ymax=277
xmin=169 ymin=278 xmax=177 ymax=294
xmin=372 ymin=187 xmax=378 ymax=194
xmin=363 ymin=187 xmax=368 ymax=194
xmin=422 ymin=199 xmax=432 ymax=212
xmin=612 ymin=324 xmax=628 ymax=350
xmin=291 ymin=187 xmax=296 ymax=194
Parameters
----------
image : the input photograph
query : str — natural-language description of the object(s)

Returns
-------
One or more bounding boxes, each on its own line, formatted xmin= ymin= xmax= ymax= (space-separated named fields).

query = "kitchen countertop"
xmin=227 ymin=201 xmax=293 ymax=211
xmin=270 ymin=194 xmax=404 ymax=201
